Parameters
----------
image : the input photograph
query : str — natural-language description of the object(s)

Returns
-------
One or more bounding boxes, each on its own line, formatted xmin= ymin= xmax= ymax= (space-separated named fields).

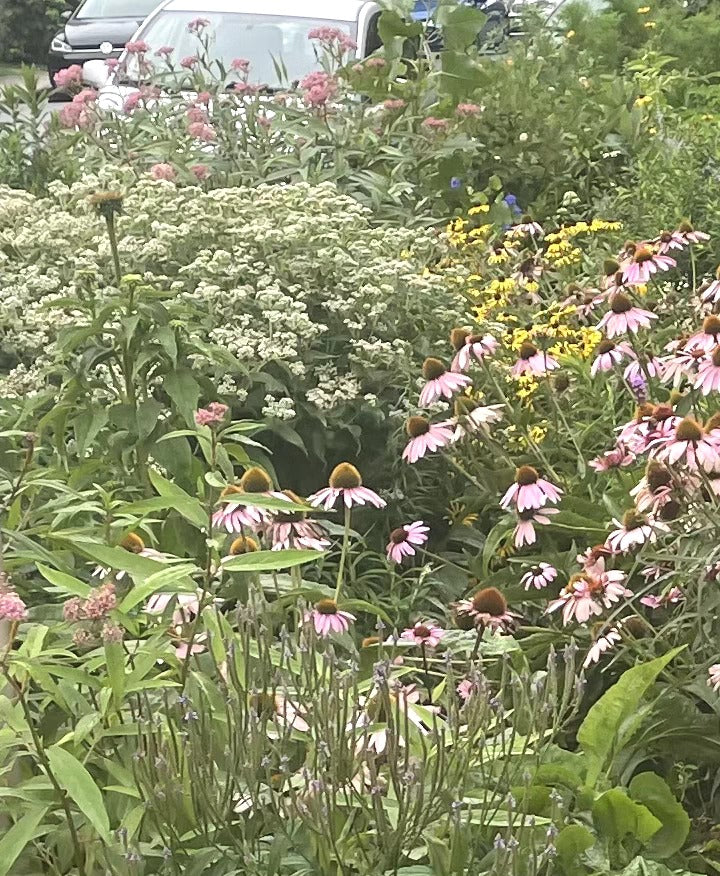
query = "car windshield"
xmin=126 ymin=11 xmax=356 ymax=87
xmin=76 ymin=0 xmax=160 ymax=18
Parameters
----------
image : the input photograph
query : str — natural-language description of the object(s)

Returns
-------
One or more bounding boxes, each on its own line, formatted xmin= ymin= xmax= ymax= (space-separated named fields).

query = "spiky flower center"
xmin=406 ymin=416 xmax=430 ymax=438
xmin=623 ymin=240 xmax=637 ymax=256
xmin=519 ymin=341 xmax=538 ymax=360
xmin=516 ymin=465 xmax=539 ymax=486
xmin=603 ymin=258 xmax=620 ymax=276
xmin=240 ymin=467 xmax=272 ymax=493
xmin=390 ymin=527 xmax=408 ymax=544
xmin=517 ymin=508 xmax=537 ymax=521
xmin=276 ymin=489 xmax=304 ymax=523
xmin=597 ymin=339 xmax=615 ymax=355
xmin=250 ymin=692 xmax=275 ymax=716
xmin=121 ymin=532 xmax=145 ymax=553
xmin=712 ymin=347 xmax=720 ymax=368
xmin=622 ymin=509 xmax=647 ymax=530
xmin=704 ymin=315 xmax=720 ymax=335
xmin=471 ymin=587 xmax=507 ymax=616
xmin=634 ymin=247 xmax=654 ymax=264
xmin=230 ymin=535 xmax=259 ymax=555
xmin=454 ymin=397 xmax=478 ymax=416
xmin=422 ymin=357 xmax=447 ymax=380
xmin=659 ymin=231 xmax=673 ymax=243
xmin=414 ymin=624 xmax=432 ymax=638
xmin=678 ymin=220 xmax=694 ymax=233
xmin=610 ymin=293 xmax=632 ymax=314
xmin=706 ymin=412 xmax=720 ymax=432
xmin=635 ymin=403 xmax=655 ymax=421
xmin=220 ymin=484 xmax=243 ymax=497
xmin=315 ymin=598 xmax=339 ymax=615
xmin=646 ymin=462 xmax=672 ymax=492
xmin=675 ymin=417 xmax=703 ymax=442
xmin=361 ymin=636 xmax=380 ymax=648
xmin=652 ymin=404 xmax=674 ymax=422
xmin=659 ymin=499 xmax=681 ymax=521
xmin=329 ymin=462 xmax=362 ymax=490
xmin=450 ymin=327 xmax=470 ymax=350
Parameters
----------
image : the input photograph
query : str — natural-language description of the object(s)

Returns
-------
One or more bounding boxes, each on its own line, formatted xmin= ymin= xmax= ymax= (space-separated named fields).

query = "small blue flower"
xmin=450 ymin=176 xmax=462 ymax=190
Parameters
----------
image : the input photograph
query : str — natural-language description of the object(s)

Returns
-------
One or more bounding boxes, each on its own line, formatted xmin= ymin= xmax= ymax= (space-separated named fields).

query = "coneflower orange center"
xmin=414 ymin=624 xmax=432 ymax=638
xmin=121 ymin=532 xmax=145 ymax=553
xmin=597 ymin=339 xmax=615 ymax=355
xmin=471 ymin=587 xmax=507 ymax=616
xmin=220 ymin=484 xmax=243 ymax=497
xmin=652 ymin=404 xmax=674 ymax=422
xmin=712 ymin=347 xmax=720 ymax=368
xmin=315 ymin=598 xmax=338 ymax=615
xmin=329 ymin=462 xmax=362 ymax=490
xmin=610 ymin=293 xmax=632 ymax=314
xmin=519 ymin=341 xmax=538 ymax=360
xmin=450 ymin=327 xmax=470 ymax=350
xmin=675 ymin=417 xmax=703 ymax=442
xmin=633 ymin=246 xmax=654 ymax=263
xmin=516 ymin=465 xmax=539 ymax=486
xmin=703 ymin=315 xmax=720 ymax=335
xmin=390 ymin=527 xmax=408 ymax=544
xmin=406 ymin=416 xmax=430 ymax=438
xmin=230 ymin=535 xmax=259 ymax=555
xmin=635 ymin=403 xmax=654 ymax=421
xmin=622 ymin=509 xmax=647 ymax=530
xmin=646 ymin=462 xmax=672 ymax=492
xmin=678 ymin=220 xmax=694 ymax=233
xmin=422 ymin=357 xmax=447 ymax=380
xmin=240 ymin=467 xmax=272 ymax=493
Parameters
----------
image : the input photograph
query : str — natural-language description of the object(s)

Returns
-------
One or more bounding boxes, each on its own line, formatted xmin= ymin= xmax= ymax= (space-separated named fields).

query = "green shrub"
xmin=0 ymin=0 xmax=65 ymax=64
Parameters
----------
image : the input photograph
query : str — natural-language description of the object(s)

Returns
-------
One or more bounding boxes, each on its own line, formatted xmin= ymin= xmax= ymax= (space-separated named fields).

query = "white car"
xmin=84 ymin=0 xmax=383 ymax=106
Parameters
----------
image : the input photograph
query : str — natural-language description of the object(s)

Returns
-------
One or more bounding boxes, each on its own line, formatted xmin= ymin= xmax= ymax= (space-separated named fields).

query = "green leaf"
xmin=72 ymin=405 xmax=109 ymax=457
xmin=618 ymin=857 xmax=703 ymax=876
xmin=119 ymin=564 xmax=197 ymax=612
xmin=148 ymin=469 xmax=206 ymax=529
xmin=36 ymin=564 xmax=92 ymax=598
xmin=577 ymin=647 xmax=684 ymax=785
xmin=69 ymin=541 xmax=165 ymax=578
xmin=436 ymin=2 xmax=487 ymax=51
xmin=46 ymin=746 xmax=110 ymax=841
xmin=340 ymin=598 xmax=393 ymax=626
xmin=104 ymin=640 xmax=126 ymax=711
xmin=0 ymin=807 xmax=48 ymax=876
xmin=628 ymin=773 xmax=690 ymax=859
xmin=220 ymin=493 xmax=310 ymax=513
xmin=222 ymin=549 xmax=325 ymax=572
xmin=555 ymin=825 xmax=595 ymax=876
xmin=592 ymin=788 xmax=661 ymax=845
xmin=163 ymin=369 xmax=201 ymax=427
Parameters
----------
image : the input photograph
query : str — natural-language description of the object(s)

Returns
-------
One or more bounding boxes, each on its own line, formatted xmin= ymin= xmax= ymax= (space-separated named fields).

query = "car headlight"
xmin=51 ymin=33 xmax=72 ymax=53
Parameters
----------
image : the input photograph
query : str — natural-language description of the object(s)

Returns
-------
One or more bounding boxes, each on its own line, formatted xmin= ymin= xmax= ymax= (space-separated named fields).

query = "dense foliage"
xmin=1 ymin=2 xmax=720 ymax=874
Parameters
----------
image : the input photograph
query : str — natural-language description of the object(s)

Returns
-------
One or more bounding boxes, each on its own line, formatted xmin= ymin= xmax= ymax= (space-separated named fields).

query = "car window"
xmin=364 ymin=12 xmax=382 ymax=56
xmin=76 ymin=0 xmax=160 ymax=19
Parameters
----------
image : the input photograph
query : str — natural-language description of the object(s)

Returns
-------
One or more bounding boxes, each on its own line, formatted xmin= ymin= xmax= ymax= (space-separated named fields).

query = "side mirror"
xmin=83 ymin=59 xmax=111 ymax=89
xmin=60 ymin=9 xmax=72 ymax=19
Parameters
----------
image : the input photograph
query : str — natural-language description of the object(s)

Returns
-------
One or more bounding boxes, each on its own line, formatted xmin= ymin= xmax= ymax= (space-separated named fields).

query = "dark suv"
xmin=48 ymin=0 xmax=160 ymax=86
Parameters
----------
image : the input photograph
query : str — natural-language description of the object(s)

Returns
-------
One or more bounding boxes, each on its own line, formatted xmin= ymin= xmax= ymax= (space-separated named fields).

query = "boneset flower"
xmin=501 ymin=466 xmax=562 ymax=512
xmin=597 ymin=293 xmax=656 ymax=338
xmin=309 ymin=463 xmax=385 ymax=510
xmin=306 ymin=599 xmax=355 ymax=636
xmin=418 ymin=357 xmax=471 ymax=406
xmin=386 ymin=521 xmax=429 ymax=564
xmin=402 ymin=416 xmax=455 ymax=463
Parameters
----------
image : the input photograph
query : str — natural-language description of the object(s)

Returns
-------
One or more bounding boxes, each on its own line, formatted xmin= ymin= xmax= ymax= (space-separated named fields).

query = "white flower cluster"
xmin=0 ymin=177 xmax=464 ymax=423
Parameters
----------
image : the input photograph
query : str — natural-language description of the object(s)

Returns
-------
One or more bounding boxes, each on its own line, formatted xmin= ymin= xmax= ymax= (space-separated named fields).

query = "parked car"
xmin=48 ymin=0 xmax=162 ymax=87
xmin=410 ymin=0 xmax=511 ymax=51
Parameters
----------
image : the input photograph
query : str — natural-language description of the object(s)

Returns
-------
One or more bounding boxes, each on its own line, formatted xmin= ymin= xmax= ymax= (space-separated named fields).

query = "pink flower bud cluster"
xmin=150 ymin=163 xmax=176 ymax=181
xmin=53 ymin=64 xmax=83 ymax=89
xmin=300 ymin=71 xmax=338 ymax=108
xmin=307 ymin=26 xmax=357 ymax=52
xmin=102 ymin=622 xmax=124 ymax=643
xmin=63 ymin=583 xmax=116 ymax=623
xmin=125 ymin=40 xmax=149 ymax=54
xmin=0 ymin=590 xmax=28 ymax=622
xmin=195 ymin=402 xmax=229 ymax=427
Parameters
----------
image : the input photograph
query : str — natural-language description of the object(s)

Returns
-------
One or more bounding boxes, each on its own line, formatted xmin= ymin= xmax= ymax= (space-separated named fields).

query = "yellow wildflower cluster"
xmin=507 ymin=421 xmax=550 ymax=447
xmin=544 ymin=239 xmax=583 ymax=268
xmin=544 ymin=219 xmax=622 ymax=243
xmin=515 ymin=374 xmax=540 ymax=403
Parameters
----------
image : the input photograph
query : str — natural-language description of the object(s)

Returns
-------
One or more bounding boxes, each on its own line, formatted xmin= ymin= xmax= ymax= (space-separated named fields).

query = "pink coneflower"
xmin=457 ymin=678 xmax=477 ymax=700
xmin=509 ymin=215 xmax=543 ymax=238
xmin=694 ymin=346 xmax=720 ymax=395
xmin=661 ymin=348 xmax=703 ymax=386
xmin=676 ymin=220 xmax=709 ymax=245
xmin=454 ymin=587 xmax=517 ymax=634
xmin=576 ymin=544 xmax=612 ymax=578
xmin=175 ymin=638 xmax=206 ymax=660
xmin=589 ymin=442 xmax=635 ymax=472
xmin=685 ymin=315 xmax=720 ymax=353
xmin=708 ymin=664 xmax=720 ymax=692
xmin=501 ymin=465 xmax=562 ymax=513
xmin=145 ymin=590 xmax=200 ymax=626
xmin=701 ymin=267 xmax=720 ymax=304
xmin=583 ymin=626 xmax=622 ymax=668
xmin=386 ymin=521 xmax=429 ymax=564
xmin=306 ymin=599 xmax=355 ymax=636
xmin=654 ymin=230 xmax=686 ymax=254
xmin=640 ymin=586 xmax=683 ymax=609
xmin=520 ymin=562 xmax=557 ymax=590
xmin=622 ymin=245 xmax=676 ymax=284
xmin=651 ymin=416 xmax=720 ymax=472
xmin=511 ymin=341 xmax=559 ymax=378
xmin=513 ymin=508 xmax=558 ymax=547
xmin=630 ymin=461 xmax=674 ymax=512
xmin=400 ymin=620 xmax=444 ymax=648
xmin=623 ymin=353 xmax=663 ymax=383
xmin=605 ymin=510 xmax=669 ymax=553
xmin=402 ymin=415 xmax=455 ymax=463
xmin=453 ymin=401 xmax=503 ymax=441
xmin=418 ymin=357 xmax=471 ymax=406
xmin=546 ymin=570 xmax=630 ymax=625
xmin=308 ymin=463 xmax=385 ymax=511
xmin=354 ymin=682 xmax=436 ymax=753
xmin=261 ymin=490 xmax=330 ymax=551
xmin=591 ymin=339 xmax=634 ymax=376
xmin=452 ymin=333 xmax=498 ymax=372
xmin=598 ymin=293 xmax=657 ymax=338
xmin=212 ymin=467 xmax=278 ymax=531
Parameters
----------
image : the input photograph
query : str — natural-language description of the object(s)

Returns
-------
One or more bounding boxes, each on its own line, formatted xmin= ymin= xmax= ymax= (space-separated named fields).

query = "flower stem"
xmin=104 ymin=212 xmax=122 ymax=285
xmin=333 ymin=505 xmax=352 ymax=603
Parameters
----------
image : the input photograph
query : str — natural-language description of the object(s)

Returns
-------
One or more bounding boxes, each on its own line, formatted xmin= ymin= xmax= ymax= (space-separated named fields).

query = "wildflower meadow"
xmin=2 ymin=1 xmax=720 ymax=874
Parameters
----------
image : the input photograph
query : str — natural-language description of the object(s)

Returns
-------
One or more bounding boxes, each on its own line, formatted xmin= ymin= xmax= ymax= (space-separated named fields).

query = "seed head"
xmin=121 ymin=532 xmax=145 ymax=553
xmin=328 ymin=463 xmax=362 ymax=490
xmin=422 ymin=357 xmax=447 ymax=380
xmin=471 ymin=587 xmax=507 ymax=616
xmin=239 ymin=467 xmax=272 ymax=493
xmin=406 ymin=416 xmax=430 ymax=438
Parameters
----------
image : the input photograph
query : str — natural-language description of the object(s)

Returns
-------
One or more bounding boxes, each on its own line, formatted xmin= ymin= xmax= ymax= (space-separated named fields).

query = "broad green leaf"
xmin=104 ymin=639 xmax=126 ymax=711
xmin=0 ymin=807 xmax=48 ymax=876
xmin=46 ymin=746 xmax=110 ymax=841
xmin=618 ymin=857 xmax=703 ymax=876
xmin=628 ymin=772 xmax=690 ymax=859
xmin=436 ymin=2 xmax=486 ymax=51
xmin=222 ymin=549 xmax=324 ymax=572
xmin=163 ymin=369 xmax=201 ymax=427
xmin=149 ymin=469 xmax=206 ymax=529
xmin=220 ymin=493 xmax=310 ymax=513
xmin=36 ymin=564 xmax=92 ymax=598
xmin=119 ymin=563 xmax=197 ymax=612
xmin=555 ymin=825 xmax=595 ymax=876
xmin=577 ymin=648 xmax=684 ymax=785
xmin=592 ymin=788 xmax=661 ymax=845
xmin=68 ymin=541 xmax=165 ymax=578
xmin=341 ymin=598 xmax=393 ymax=626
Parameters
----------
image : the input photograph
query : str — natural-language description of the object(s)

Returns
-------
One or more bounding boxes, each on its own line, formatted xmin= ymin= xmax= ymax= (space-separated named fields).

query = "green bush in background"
xmin=0 ymin=0 xmax=66 ymax=64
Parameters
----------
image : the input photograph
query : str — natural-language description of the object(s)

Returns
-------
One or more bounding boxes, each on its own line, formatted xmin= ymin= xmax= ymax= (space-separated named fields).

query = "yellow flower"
xmin=644 ymin=20 xmax=656 ymax=28
xmin=528 ymin=423 xmax=548 ymax=444
xmin=637 ymin=5 xmax=650 ymax=12
xmin=634 ymin=95 xmax=653 ymax=108
xmin=488 ymin=250 xmax=510 ymax=265
xmin=566 ymin=29 xmax=576 ymax=38
xmin=525 ymin=280 xmax=539 ymax=294
xmin=468 ymin=204 xmax=490 ymax=216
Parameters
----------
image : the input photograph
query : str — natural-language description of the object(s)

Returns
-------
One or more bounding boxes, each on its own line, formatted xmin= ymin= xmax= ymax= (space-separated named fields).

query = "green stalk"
xmin=333 ymin=505 xmax=352 ymax=603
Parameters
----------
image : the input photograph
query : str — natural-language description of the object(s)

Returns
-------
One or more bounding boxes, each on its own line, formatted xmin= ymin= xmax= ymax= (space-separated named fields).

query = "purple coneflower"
xmin=402 ymin=416 xmax=455 ymax=463
xmin=386 ymin=521 xmax=429 ymax=564
xmin=640 ymin=586 xmax=683 ymax=609
xmin=694 ymin=346 xmax=720 ymax=395
xmin=654 ymin=230 xmax=686 ymax=254
xmin=605 ymin=510 xmax=669 ymax=553
xmin=675 ymin=220 xmax=709 ymax=245
xmin=212 ymin=468 xmax=276 ymax=532
xmin=546 ymin=570 xmax=630 ymax=625
xmin=597 ymin=293 xmax=657 ymax=338
xmin=400 ymin=621 xmax=444 ymax=648
xmin=630 ymin=461 xmax=674 ymax=512
xmin=501 ymin=465 xmax=562 ymax=513
xmin=309 ymin=463 xmax=386 ymax=511
xmin=452 ymin=399 xmax=503 ymax=440
xmin=701 ymin=266 xmax=720 ymax=304
xmin=651 ymin=416 xmax=720 ymax=472
xmin=509 ymin=215 xmax=543 ymax=238
xmin=520 ymin=562 xmax=557 ymax=590
xmin=591 ymin=339 xmax=634 ymax=376
xmin=576 ymin=544 xmax=612 ymax=578
xmin=261 ymin=490 xmax=330 ymax=551
xmin=419 ymin=357 xmax=471 ymax=406
xmin=685 ymin=315 xmax=720 ymax=353
xmin=306 ymin=599 xmax=355 ymax=637
xmin=623 ymin=353 xmax=663 ymax=383
xmin=622 ymin=245 xmax=676 ymax=284
xmin=511 ymin=341 xmax=559 ymax=378
xmin=454 ymin=587 xmax=517 ymax=634
xmin=513 ymin=508 xmax=558 ymax=547
xmin=708 ymin=664 xmax=720 ymax=692
xmin=583 ymin=626 xmax=621 ymax=668
xmin=451 ymin=333 xmax=498 ymax=372
xmin=457 ymin=678 xmax=477 ymax=700
xmin=589 ymin=442 xmax=635 ymax=473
